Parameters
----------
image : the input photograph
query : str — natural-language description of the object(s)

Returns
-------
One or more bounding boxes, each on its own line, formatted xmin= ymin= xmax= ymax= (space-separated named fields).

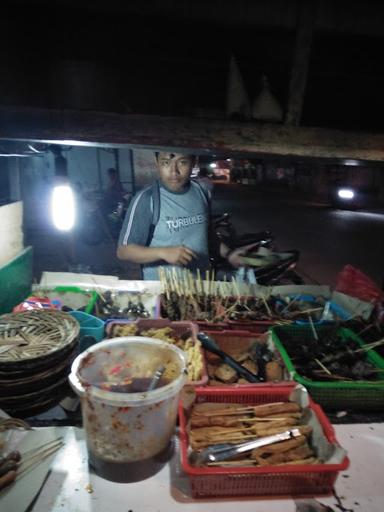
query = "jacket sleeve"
xmin=118 ymin=188 xmax=152 ymax=246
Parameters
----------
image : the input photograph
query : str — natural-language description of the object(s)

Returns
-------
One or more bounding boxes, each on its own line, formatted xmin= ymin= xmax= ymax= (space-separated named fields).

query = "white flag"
xmin=226 ymin=54 xmax=251 ymax=118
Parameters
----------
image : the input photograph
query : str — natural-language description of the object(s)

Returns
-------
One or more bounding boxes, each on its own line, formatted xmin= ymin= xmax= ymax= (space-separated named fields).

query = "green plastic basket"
xmin=32 ymin=286 xmax=98 ymax=314
xmin=271 ymin=325 xmax=384 ymax=410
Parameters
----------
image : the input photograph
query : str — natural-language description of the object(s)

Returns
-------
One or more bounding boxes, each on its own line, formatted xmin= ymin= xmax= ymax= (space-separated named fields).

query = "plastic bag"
xmin=335 ymin=265 xmax=383 ymax=304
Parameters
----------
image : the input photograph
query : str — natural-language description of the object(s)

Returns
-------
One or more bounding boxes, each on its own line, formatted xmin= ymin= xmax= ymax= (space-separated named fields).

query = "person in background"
xmin=105 ymin=167 xmax=125 ymax=206
xmin=117 ymin=152 xmax=252 ymax=280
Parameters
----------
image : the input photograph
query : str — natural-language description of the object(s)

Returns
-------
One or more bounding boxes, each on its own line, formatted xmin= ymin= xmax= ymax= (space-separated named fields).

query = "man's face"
xmin=156 ymin=152 xmax=194 ymax=192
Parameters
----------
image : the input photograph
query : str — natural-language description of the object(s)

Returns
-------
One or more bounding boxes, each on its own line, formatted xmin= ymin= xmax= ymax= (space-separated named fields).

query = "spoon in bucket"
xmin=147 ymin=365 xmax=166 ymax=391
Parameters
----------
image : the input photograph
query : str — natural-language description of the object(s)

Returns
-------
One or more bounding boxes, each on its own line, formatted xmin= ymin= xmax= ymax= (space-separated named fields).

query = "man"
xmin=117 ymin=152 xmax=249 ymax=280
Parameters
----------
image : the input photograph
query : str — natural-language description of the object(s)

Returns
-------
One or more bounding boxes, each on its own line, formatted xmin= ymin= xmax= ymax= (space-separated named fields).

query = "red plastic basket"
xmin=179 ymin=385 xmax=349 ymax=498
xmin=203 ymin=329 xmax=289 ymax=387
xmin=105 ymin=318 xmax=208 ymax=386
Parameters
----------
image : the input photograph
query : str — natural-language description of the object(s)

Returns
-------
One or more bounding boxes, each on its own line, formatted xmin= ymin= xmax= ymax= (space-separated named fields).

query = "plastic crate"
xmin=285 ymin=294 xmax=351 ymax=325
xmin=203 ymin=329 xmax=289 ymax=386
xmin=105 ymin=318 xmax=208 ymax=387
xmin=179 ymin=385 xmax=349 ymax=498
xmin=69 ymin=311 xmax=104 ymax=336
xmin=271 ymin=324 xmax=384 ymax=410
xmin=32 ymin=286 xmax=98 ymax=314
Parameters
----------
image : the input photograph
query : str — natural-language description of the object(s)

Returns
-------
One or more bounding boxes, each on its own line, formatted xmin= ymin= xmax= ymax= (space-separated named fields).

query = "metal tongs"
xmin=197 ymin=332 xmax=263 ymax=383
xmin=190 ymin=428 xmax=301 ymax=466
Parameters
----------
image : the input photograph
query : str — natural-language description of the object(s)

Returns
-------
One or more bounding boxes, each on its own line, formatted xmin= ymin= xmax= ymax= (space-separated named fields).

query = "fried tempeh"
xmin=262 ymin=444 xmax=314 ymax=465
xmin=251 ymin=435 xmax=306 ymax=457
xmin=249 ymin=417 xmax=298 ymax=433
xmin=191 ymin=415 xmax=246 ymax=428
xmin=251 ymin=402 xmax=301 ymax=417
xmin=252 ymin=424 xmax=312 ymax=438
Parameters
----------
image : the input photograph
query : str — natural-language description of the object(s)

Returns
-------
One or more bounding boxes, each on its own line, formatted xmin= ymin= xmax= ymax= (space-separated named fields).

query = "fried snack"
xmin=279 ymin=456 xmax=319 ymax=465
xmin=254 ymin=443 xmax=314 ymax=466
xmin=241 ymin=360 xmax=258 ymax=375
xmin=251 ymin=435 xmax=306 ymax=457
xmin=192 ymin=402 xmax=240 ymax=415
xmin=188 ymin=400 xmax=320 ymax=467
xmin=265 ymin=360 xmax=283 ymax=381
xmin=112 ymin=324 xmax=203 ymax=382
xmin=113 ymin=324 xmax=138 ymax=337
xmin=141 ymin=327 xmax=183 ymax=347
xmin=185 ymin=339 xmax=203 ymax=382
xmin=249 ymin=417 xmax=298 ymax=434
xmin=252 ymin=402 xmax=301 ymax=417
xmin=191 ymin=415 xmax=246 ymax=428
xmin=214 ymin=364 xmax=238 ymax=383
xmin=225 ymin=349 xmax=249 ymax=363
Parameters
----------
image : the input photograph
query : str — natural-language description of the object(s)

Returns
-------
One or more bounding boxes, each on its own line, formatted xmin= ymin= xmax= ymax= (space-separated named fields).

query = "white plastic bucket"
xmin=69 ymin=336 xmax=187 ymax=482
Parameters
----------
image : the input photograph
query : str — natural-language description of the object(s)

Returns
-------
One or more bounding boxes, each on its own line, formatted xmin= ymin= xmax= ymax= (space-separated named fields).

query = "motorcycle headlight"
xmin=337 ymin=188 xmax=355 ymax=200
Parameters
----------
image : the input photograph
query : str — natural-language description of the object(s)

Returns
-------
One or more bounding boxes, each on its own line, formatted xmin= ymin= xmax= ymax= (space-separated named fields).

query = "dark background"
xmin=1 ymin=0 xmax=384 ymax=131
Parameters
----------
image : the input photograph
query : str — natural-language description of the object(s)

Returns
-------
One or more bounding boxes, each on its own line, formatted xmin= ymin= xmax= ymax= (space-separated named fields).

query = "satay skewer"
xmin=192 ymin=415 xmax=299 ymax=423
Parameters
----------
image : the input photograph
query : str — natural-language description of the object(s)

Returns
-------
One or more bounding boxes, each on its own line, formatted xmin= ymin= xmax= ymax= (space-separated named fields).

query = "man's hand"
xmin=227 ymin=242 xmax=260 ymax=268
xmin=161 ymin=245 xmax=197 ymax=266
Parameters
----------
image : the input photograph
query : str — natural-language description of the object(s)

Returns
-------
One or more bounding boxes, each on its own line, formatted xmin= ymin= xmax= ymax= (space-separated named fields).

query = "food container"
xmin=179 ymin=385 xmax=349 ymax=498
xmin=69 ymin=337 xmax=186 ymax=482
xmin=105 ymin=318 xmax=208 ymax=386
xmin=31 ymin=285 xmax=98 ymax=314
xmin=69 ymin=311 xmax=105 ymax=344
xmin=284 ymin=294 xmax=351 ymax=325
xmin=203 ymin=329 xmax=288 ymax=386
xmin=271 ymin=325 xmax=384 ymax=410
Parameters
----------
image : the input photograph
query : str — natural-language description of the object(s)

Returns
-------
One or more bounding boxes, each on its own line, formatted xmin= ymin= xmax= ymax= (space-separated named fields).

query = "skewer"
xmin=17 ymin=441 xmax=64 ymax=480
xmin=19 ymin=437 xmax=64 ymax=459
xmin=207 ymin=460 xmax=257 ymax=467
xmin=19 ymin=439 xmax=63 ymax=469
xmin=193 ymin=403 xmax=285 ymax=417
xmin=194 ymin=434 xmax=259 ymax=443
xmin=292 ymin=307 xmax=323 ymax=316
xmin=315 ymin=358 xmax=331 ymax=375
xmin=354 ymin=338 xmax=384 ymax=352
xmin=280 ymin=294 xmax=301 ymax=315
xmin=261 ymin=295 xmax=272 ymax=317
xmin=307 ymin=314 xmax=319 ymax=341
xmin=192 ymin=415 xmax=296 ymax=424
xmin=356 ymin=324 xmax=376 ymax=337
xmin=197 ymin=269 xmax=202 ymax=296
xmin=231 ymin=277 xmax=241 ymax=303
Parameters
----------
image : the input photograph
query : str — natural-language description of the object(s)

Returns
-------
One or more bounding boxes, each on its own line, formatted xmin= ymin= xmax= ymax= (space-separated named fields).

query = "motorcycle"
xmin=211 ymin=212 xmax=304 ymax=285
xmin=79 ymin=190 xmax=130 ymax=245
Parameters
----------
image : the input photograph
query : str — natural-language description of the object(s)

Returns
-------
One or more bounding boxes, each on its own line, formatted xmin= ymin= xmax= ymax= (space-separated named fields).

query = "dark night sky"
xmin=1 ymin=1 xmax=384 ymax=132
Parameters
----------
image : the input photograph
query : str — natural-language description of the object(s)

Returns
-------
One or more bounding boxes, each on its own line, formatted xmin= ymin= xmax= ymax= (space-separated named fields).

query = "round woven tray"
xmin=0 ymin=310 xmax=80 ymax=368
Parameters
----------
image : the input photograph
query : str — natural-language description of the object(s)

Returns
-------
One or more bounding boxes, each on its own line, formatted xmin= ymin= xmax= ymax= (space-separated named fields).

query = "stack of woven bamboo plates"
xmin=0 ymin=310 xmax=80 ymax=417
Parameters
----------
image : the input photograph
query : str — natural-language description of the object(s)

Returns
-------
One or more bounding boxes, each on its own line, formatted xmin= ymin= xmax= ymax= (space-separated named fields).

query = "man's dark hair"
xmin=154 ymin=152 xmax=196 ymax=166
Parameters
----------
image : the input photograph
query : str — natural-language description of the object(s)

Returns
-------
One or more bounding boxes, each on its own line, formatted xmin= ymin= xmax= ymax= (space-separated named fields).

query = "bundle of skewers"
xmin=0 ymin=437 xmax=64 ymax=491
xmin=159 ymin=268 xmax=338 ymax=326
xmin=159 ymin=267 xmax=281 ymax=323
xmin=188 ymin=401 xmax=318 ymax=467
